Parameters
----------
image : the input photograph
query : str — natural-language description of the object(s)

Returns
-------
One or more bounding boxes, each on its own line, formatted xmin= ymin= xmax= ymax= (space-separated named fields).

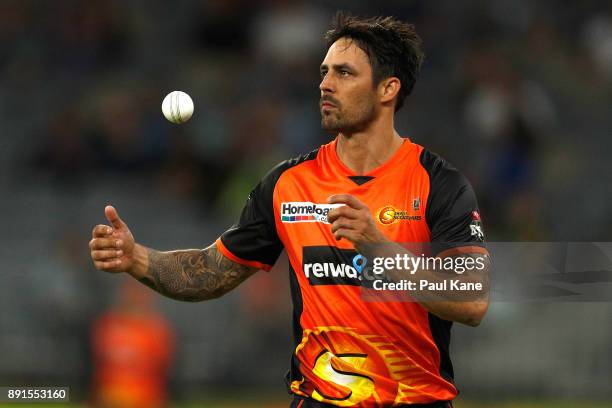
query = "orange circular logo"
xmin=378 ymin=206 xmax=396 ymax=225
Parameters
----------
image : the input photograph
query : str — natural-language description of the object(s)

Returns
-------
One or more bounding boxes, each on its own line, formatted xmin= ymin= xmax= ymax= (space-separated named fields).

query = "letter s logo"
xmin=311 ymin=351 xmax=375 ymax=406
xmin=291 ymin=328 xmax=401 ymax=406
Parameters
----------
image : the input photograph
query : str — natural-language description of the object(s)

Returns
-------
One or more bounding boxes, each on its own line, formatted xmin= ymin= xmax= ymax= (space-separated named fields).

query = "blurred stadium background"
xmin=0 ymin=0 xmax=611 ymax=407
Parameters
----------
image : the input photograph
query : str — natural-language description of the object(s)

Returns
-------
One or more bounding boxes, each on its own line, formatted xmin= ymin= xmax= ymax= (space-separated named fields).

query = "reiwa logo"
xmin=304 ymin=254 xmax=367 ymax=279
xmin=302 ymin=246 xmax=367 ymax=286
xmin=281 ymin=202 xmax=343 ymax=224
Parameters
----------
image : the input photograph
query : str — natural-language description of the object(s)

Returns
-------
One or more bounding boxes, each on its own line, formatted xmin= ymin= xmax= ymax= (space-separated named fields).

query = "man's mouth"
xmin=320 ymin=101 xmax=337 ymax=109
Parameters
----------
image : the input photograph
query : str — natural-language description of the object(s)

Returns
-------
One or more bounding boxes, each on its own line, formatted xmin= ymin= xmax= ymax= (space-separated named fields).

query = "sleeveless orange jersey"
xmin=216 ymin=138 xmax=485 ymax=407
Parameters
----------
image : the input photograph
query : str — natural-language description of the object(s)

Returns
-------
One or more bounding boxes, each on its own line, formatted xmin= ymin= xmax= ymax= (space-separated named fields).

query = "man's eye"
xmin=320 ymin=71 xmax=327 ymax=78
xmin=340 ymin=70 xmax=350 ymax=76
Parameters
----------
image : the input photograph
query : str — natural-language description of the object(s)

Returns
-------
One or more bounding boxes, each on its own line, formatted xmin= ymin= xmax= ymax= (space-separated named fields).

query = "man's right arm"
xmin=131 ymin=244 xmax=257 ymax=302
xmin=90 ymin=205 xmax=258 ymax=302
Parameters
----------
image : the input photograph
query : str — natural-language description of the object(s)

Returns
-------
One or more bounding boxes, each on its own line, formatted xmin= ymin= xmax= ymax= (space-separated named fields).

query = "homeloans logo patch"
xmin=281 ymin=202 xmax=343 ymax=224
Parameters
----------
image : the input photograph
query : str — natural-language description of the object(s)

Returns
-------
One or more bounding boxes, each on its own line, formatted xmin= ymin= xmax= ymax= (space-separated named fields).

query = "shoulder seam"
xmin=283 ymin=147 xmax=320 ymax=170
xmin=267 ymin=147 xmax=320 ymax=182
xmin=255 ymin=147 xmax=320 ymax=233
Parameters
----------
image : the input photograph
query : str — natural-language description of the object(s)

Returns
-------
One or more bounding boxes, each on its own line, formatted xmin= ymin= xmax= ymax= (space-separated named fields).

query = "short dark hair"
xmin=324 ymin=13 xmax=425 ymax=112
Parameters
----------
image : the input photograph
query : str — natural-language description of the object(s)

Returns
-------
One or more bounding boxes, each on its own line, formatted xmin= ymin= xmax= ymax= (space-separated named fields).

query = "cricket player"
xmin=90 ymin=13 xmax=489 ymax=408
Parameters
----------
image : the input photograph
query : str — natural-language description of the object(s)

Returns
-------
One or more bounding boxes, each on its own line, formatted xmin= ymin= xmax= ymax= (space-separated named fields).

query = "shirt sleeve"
xmin=422 ymin=150 xmax=486 ymax=256
xmin=216 ymin=162 xmax=287 ymax=271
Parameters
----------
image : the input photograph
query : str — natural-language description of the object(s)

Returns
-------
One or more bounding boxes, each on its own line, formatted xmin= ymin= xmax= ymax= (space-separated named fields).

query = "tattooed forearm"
xmin=138 ymin=245 xmax=257 ymax=301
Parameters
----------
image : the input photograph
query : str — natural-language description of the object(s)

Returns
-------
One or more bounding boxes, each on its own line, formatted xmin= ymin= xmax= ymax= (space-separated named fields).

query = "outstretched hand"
xmin=89 ymin=205 xmax=135 ymax=273
xmin=326 ymin=194 xmax=389 ymax=252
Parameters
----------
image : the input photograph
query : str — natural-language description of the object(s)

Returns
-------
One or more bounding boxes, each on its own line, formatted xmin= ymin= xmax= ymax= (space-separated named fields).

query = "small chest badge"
xmin=376 ymin=198 xmax=422 ymax=226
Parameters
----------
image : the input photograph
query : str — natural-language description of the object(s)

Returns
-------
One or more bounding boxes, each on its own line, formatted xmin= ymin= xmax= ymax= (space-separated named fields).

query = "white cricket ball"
xmin=161 ymin=91 xmax=194 ymax=124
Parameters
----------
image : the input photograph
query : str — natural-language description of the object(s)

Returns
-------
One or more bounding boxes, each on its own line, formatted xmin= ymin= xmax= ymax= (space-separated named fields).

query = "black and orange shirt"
xmin=216 ymin=137 xmax=485 ymax=407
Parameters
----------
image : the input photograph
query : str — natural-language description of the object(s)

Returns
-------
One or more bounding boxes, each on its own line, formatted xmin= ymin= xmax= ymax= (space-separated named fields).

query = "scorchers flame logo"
xmin=376 ymin=204 xmax=422 ymax=225
xmin=290 ymin=327 xmax=430 ymax=407
xmin=377 ymin=206 xmax=397 ymax=225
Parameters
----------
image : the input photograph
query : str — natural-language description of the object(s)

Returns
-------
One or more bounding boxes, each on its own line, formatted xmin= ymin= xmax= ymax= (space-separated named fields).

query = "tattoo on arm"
xmin=138 ymin=245 xmax=257 ymax=301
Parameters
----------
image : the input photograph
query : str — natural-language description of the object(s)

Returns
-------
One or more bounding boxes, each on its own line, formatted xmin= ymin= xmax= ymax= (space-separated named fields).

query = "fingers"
xmin=91 ymin=206 xmax=129 ymax=272
xmin=327 ymin=195 xmax=366 ymax=243
xmin=330 ymin=218 xmax=354 ymax=234
xmin=92 ymin=224 xmax=113 ymax=238
xmin=328 ymin=194 xmax=367 ymax=210
xmin=91 ymin=249 xmax=123 ymax=261
xmin=90 ymin=239 xmax=124 ymax=271
xmin=327 ymin=195 xmax=387 ymax=247
xmin=89 ymin=237 xmax=124 ymax=250
xmin=327 ymin=206 xmax=360 ymax=224
xmin=93 ymin=259 xmax=122 ymax=270
xmin=332 ymin=228 xmax=358 ymax=242
xmin=104 ymin=205 xmax=126 ymax=230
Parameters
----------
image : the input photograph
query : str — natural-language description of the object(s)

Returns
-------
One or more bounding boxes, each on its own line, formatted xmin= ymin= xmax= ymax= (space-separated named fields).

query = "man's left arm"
xmin=327 ymin=193 xmax=490 ymax=327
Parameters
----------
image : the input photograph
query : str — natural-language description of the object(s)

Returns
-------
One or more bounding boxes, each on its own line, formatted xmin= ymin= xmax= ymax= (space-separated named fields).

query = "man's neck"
xmin=336 ymin=118 xmax=403 ymax=175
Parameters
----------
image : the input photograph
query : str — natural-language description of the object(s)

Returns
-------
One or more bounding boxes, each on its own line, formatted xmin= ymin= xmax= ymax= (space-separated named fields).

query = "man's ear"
xmin=379 ymin=77 xmax=401 ymax=105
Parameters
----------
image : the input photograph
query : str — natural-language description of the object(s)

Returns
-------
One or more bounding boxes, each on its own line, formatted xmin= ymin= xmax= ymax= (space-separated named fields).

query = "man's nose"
xmin=319 ymin=73 xmax=334 ymax=94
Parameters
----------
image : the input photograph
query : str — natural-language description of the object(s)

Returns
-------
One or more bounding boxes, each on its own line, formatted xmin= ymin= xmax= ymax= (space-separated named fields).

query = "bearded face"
xmin=320 ymin=90 xmax=378 ymax=134
xmin=319 ymin=38 xmax=380 ymax=134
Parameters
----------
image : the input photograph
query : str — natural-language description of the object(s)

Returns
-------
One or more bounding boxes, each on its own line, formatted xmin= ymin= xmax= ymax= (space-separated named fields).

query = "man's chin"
xmin=321 ymin=119 xmax=337 ymax=133
xmin=321 ymin=115 xmax=346 ymax=132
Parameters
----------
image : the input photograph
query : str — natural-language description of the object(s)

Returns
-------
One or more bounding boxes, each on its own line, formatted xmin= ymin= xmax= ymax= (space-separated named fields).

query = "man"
xmin=91 ymin=280 xmax=174 ymax=408
xmin=90 ymin=14 xmax=489 ymax=408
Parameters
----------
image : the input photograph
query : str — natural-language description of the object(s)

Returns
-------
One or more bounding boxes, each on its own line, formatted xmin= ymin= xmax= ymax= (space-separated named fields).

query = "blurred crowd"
xmin=0 ymin=0 xmax=612 ymax=236
xmin=1 ymin=0 xmax=611 ymax=403
xmin=1 ymin=0 xmax=610 ymax=238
